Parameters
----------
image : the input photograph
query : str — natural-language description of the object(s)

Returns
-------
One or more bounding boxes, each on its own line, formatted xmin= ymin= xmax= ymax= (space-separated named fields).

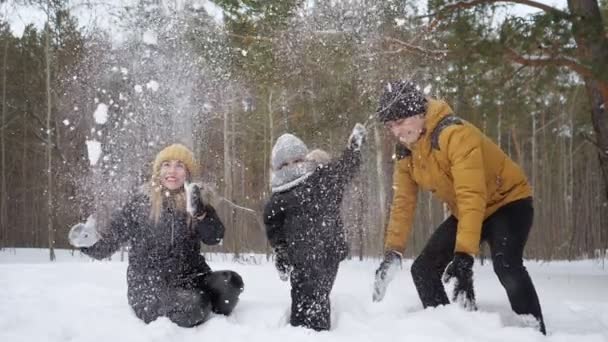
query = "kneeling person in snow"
xmin=373 ymin=81 xmax=546 ymax=334
xmin=68 ymin=144 xmax=244 ymax=327
xmin=263 ymin=123 xmax=367 ymax=331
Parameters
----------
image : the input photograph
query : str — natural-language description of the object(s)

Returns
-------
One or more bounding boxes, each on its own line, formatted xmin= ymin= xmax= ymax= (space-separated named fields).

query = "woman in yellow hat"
xmin=68 ymin=143 xmax=243 ymax=327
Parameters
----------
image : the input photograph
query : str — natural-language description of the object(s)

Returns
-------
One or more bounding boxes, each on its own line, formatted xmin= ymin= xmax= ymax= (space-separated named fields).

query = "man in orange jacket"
xmin=373 ymin=80 xmax=546 ymax=334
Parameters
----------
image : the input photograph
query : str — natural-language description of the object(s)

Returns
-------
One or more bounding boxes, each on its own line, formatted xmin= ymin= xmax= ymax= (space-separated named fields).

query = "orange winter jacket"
xmin=384 ymin=99 xmax=532 ymax=255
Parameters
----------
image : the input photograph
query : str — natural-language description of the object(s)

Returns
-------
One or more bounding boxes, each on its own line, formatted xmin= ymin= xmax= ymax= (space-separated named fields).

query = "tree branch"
xmin=581 ymin=131 xmax=602 ymax=152
xmin=26 ymin=111 xmax=46 ymax=130
xmin=0 ymin=111 xmax=21 ymax=130
xmin=365 ymin=36 xmax=449 ymax=59
xmin=27 ymin=125 xmax=67 ymax=163
xmin=503 ymin=47 xmax=601 ymax=82
xmin=226 ymin=32 xmax=274 ymax=43
xmin=423 ymin=0 xmax=570 ymax=19
xmin=409 ymin=17 xmax=444 ymax=45
xmin=383 ymin=37 xmax=450 ymax=59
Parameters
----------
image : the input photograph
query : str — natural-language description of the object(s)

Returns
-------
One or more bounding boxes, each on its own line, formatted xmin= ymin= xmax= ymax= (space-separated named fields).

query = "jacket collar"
xmin=407 ymin=99 xmax=454 ymax=153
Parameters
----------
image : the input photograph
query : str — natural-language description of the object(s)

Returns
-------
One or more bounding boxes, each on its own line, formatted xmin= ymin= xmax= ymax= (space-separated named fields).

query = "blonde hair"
xmin=148 ymin=176 xmax=189 ymax=225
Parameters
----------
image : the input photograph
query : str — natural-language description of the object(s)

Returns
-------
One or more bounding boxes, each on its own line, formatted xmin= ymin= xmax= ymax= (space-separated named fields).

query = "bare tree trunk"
xmin=563 ymin=116 xmax=572 ymax=248
xmin=22 ymin=88 xmax=27 ymax=249
xmin=223 ymin=107 xmax=232 ymax=244
xmin=1 ymin=38 xmax=7 ymax=249
xmin=230 ymin=104 xmax=239 ymax=258
xmin=223 ymin=102 xmax=240 ymax=258
xmin=567 ymin=0 xmax=608 ymax=248
xmin=531 ymin=112 xmax=537 ymax=189
xmin=267 ymin=90 xmax=274 ymax=160
xmin=45 ymin=23 xmax=55 ymax=261
xmin=373 ymin=126 xmax=386 ymax=252
xmin=240 ymin=157 xmax=246 ymax=251
xmin=21 ymin=43 xmax=29 ymax=249
xmin=263 ymin=106 xmax=268 ymax=195
xmin=497 ymin=106 xmax=502 ymax=148
xmin=568 ymin=117 xmax=574 ymax=255
xmin=265 ymin=90 xmax=274 ymax=259
xmin=510 ymin=125 xmax=522 ymax=167
xmin=357 ymin=177 xmax=365 ymax=261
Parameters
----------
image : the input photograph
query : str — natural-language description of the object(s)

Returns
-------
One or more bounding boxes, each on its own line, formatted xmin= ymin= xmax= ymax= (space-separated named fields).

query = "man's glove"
xmin=348 ymin=123 xmax=367 ymax=151
xmin=442 ymin=252 xmax=477 ymax=311
xmin=68 ymin=215 xmax=99 ymax=248
xmin=373 ymin=250 xmax=402 ymax=302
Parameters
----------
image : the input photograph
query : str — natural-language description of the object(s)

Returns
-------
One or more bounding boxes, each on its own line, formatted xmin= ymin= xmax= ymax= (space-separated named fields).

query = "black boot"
xmin=165 ymin=288 xmax=212 ymax=327
xmin=203 ymin=270 xmax=244 ymax=315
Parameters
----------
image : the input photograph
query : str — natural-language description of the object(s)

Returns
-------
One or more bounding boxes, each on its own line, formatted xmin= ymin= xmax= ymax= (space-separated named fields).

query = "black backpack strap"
xmin=431 ymin=114 xmax=463 ymax=150
xmin=395 ymin=143 xmax=411 ymax=160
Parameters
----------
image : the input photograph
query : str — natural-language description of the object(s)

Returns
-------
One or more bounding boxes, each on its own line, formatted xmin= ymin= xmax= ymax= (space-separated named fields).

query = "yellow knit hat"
xmin=152 ymin=144 xmax=199 ymax=179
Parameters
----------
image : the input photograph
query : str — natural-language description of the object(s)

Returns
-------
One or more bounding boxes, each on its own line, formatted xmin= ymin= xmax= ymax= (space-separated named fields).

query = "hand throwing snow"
xmin=348 ymin=123 xmax=367 ymax=151
xmin=68 ymin=215 xmax=100 ymax=248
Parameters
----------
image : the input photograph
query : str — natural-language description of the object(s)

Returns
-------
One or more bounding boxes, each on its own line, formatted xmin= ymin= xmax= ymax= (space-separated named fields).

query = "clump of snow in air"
xmin=192 ymin=0 xmax=225 ymax=24
xmin=202 ymin=102 xmax=213 ymax=112
xmin=93 ymin=103 xmax=109 ymax=124
xmin=146 ymin=80 xmax=160 ymax=92
xmin=556 ymin=124 xmax=572 ymax=138
xmin=134 ymin=85 xmax=143 ymax=93
xmin=85 ymin=140 xmax=102 ymax=166
xmin=142 ymin=30 xmax=158 ymax=45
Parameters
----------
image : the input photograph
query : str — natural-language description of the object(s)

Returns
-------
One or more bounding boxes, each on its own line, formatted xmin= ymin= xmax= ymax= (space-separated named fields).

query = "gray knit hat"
xmin=271 ymin=134 xmax=309 ymax=171
xmin=270 ymin=133 xmax=316 ymax=193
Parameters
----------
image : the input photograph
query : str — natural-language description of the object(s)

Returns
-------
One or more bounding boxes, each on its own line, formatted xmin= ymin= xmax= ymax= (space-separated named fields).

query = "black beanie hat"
xmin=376 ymin=80 xmax=428 ymax=123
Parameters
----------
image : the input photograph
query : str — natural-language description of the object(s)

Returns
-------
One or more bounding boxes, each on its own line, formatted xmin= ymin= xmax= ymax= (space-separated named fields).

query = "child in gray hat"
xmin=263 ymin=123 xmax=367 ymax=331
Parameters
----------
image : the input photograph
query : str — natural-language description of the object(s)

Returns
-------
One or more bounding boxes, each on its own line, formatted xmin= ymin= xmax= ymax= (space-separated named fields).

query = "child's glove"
xmin=68 ymin=215 xmax=99 ymax=248
xmin=274 ymin=247 xmax=292 ymax=282
xmin=348 ymin=123 xmax=367 ymax=151
xmin=373 ymin=250 xmax=402 ymax=302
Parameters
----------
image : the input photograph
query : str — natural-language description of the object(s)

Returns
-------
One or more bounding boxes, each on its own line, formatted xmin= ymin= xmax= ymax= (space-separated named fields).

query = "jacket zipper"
xmin=171 ymin=215 xmax=175 ymax=246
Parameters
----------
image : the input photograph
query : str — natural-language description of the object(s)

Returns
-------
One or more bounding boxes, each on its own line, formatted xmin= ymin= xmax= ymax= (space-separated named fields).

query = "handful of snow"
xmin=348 ymin=123 xmax=367 ymax=151
xmin=185 ymin=182 xmax=204 ymax=217
xmin=68 ymin=215 xmax=99 ymax=248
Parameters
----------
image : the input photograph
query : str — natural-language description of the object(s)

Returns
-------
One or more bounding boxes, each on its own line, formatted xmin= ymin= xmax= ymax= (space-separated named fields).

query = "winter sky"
xmin=2 ymin=0 xmax=570 ymax=40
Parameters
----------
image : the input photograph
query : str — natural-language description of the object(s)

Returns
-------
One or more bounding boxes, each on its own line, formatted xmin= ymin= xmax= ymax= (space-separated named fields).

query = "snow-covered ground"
xmin=1 ymin=248 xmax=607 ymax=342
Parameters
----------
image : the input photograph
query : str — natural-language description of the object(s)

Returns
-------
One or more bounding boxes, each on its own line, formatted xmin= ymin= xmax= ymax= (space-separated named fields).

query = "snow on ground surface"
xmin=1 ymin=248 xmax=607 ymax=342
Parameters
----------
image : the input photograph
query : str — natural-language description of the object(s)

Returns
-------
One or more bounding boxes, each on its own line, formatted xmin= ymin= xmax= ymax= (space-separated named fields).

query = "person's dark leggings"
xmin=289 ymin=264 xmax=339 ymax=331
xmin=410 ymin=197 xmax=546 ymax=334
xmin=129 ymin=270 xmax=244 ymax=327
